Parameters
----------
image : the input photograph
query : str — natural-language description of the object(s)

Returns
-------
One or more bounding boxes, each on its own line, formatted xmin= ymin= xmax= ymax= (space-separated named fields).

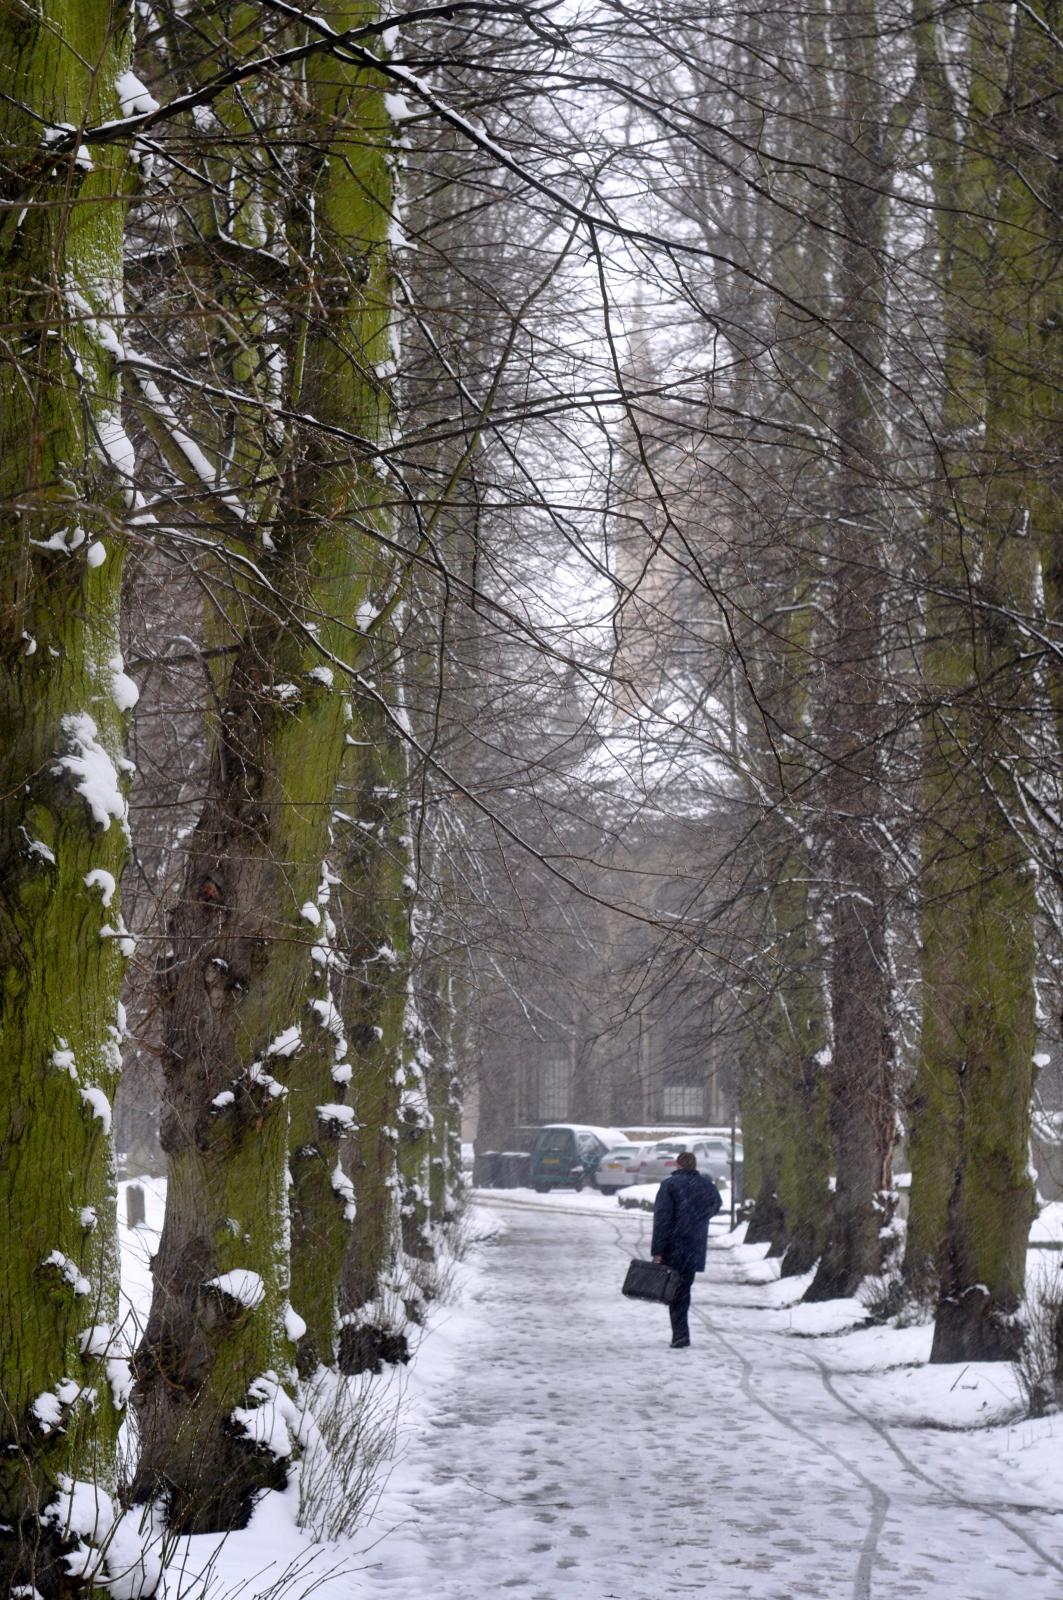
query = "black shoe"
xmin=670 ymin=1337 xmax=691 ymax=1348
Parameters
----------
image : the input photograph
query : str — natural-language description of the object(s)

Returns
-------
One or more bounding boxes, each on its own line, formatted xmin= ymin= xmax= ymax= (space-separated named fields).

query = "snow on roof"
xmin=536 ymin=1124 xmax=630 ymax=1146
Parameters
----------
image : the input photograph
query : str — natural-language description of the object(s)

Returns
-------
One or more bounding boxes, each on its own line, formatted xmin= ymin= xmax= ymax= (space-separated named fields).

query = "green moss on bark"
xmin=331 ymin=681 xmax=417 ymax=1368
xmin=132 ymin=2 xmax=401 ymax=1525
xmin=905 ymin=0 xmax=1043 ymax=1360
xmin=0 ymin=2 xmax=135 ymax=1590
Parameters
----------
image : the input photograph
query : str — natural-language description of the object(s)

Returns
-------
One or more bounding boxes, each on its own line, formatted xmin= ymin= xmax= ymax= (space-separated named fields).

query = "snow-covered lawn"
xmin=1031 ymin=1201 xmax=1063 ymax=1247
xmin=117 ymin=1182 xmax=1063 ymax=1598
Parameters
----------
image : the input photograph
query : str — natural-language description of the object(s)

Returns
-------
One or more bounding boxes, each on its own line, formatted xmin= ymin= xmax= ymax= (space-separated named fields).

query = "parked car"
xmin=529 ymin=1125 xmax=628 ymax=1192
xmin=594 ymin=1143 xmax=655 ymax=1195
xmin=636 ymin=1137 xmax=742 ymax=1189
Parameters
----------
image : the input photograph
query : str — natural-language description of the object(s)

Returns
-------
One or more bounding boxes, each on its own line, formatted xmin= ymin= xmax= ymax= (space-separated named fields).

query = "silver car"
xmin=594 ymin=1143 xmax=654 ymax=1195
xmin=635 ymin=1138 xmax=739 ymax=1188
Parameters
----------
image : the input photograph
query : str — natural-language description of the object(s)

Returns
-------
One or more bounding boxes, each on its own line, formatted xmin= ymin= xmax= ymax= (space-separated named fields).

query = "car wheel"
xmin=534 ymin=1184 xmax=550 ymax=1195
xmin=600 ymin=1186 xmax=617 ymax=1197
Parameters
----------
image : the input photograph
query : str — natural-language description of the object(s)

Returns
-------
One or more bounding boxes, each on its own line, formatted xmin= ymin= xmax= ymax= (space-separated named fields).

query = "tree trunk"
xmin=909 ymin=0 xmax=1042 ymax=1360
xmin=720 ymin=0 xmax=835 ymax=1276
xmin=332 ymin=679 xmax=417 ymax=1374
xmin=0 ymin=6 xmax=135 ymax=1592
xmin=739 ymin=859 xmax=832 ymax=1273
xmin=898 ymin=0 xmax=1047 ymax=1358
xmin=425 ymin=970 xmax=465 ymax=1228
xmin=805 ymin=0 xmax=896 ymax=1302
xmin=132 ymin=5 xmax=397 ymax=1525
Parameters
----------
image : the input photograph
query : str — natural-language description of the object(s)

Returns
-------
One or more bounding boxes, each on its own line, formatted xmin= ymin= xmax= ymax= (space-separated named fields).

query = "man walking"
xmin=651 ymin=1151 xmax=723 ymax=1347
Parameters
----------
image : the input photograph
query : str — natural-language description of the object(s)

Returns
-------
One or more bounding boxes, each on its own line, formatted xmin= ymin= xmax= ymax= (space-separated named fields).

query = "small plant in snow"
xmin=1015 ymin=1260 xmax=1063 ymax=1419
xmin=295 ymin=1368 xmax=402 ymax=1542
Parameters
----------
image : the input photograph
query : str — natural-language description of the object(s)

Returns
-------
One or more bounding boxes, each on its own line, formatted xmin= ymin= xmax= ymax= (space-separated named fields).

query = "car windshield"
xmin=536 ymin=1129 xmax=572 ymax=1153
xmin=653 ymin=1143 xmax=687 ymax=1154
xmin=605 ymin=1147 xmax=639 ymax=1158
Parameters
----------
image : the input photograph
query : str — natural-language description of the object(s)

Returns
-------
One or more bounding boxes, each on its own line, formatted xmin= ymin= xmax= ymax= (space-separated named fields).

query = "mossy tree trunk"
xmin=397 ymin=976 xmax=434 ymax=1271
xmin=742 ymin=591 xmax=831 ymax=1274
xmin=805 ymin=0 xmax=896 ymax=1303
xmin=286 ymin=839 xmax=358 ymax=1377
xmin=332 ymin=676 xmax=418 ymax=1373
xmin=767 ymin=858 xmax=832 ymax=1276
xmin=733 ymin=500 xmax=832 ymax=1274
xmin=424 ymin=968 xmax=464 ymax=1228
xmin=740 ymin=829 xmax=832 ymax=1272
xmin=0 ymin=4 xmax=136 ymax=1592
xmin=902 ymin=0 xmax=993 ymax=1311
xmin=132 ymin=6 xmax=396 ymax=1527
xmin=906 ymin=0 xmax=1044 ymax=1360
xmin=721 ymin=0 xmax=834 ymax=1276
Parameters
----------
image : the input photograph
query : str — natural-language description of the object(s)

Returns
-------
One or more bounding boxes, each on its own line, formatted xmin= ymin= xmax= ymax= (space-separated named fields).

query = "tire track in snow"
xmin=476 ymin=1198 xmax=1062 ymax=1591
xmin=470 ymin=1203 xmax=1056 ymax=1587
xmin=701 ymin=1231 xmax=1063 ymax=1578
xmin=809 ymin=1355 xmax=1063 ymax=1578
xmin=693 ymin=1299 xmax=891 ymax=1600
xmin=605 ymin=1219 xmax=889 ymax=1600
xmin=696 ymin=1239 xmax=1063 ymax=1590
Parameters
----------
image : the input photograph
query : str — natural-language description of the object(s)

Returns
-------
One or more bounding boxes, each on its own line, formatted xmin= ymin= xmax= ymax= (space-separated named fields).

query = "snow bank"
xmin=45 ymin=1475 xmax=163 ymax=1598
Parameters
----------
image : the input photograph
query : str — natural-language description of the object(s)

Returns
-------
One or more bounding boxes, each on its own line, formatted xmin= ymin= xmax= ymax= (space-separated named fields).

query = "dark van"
xmin=530 ymin=1124 xmax=628 ymax=1193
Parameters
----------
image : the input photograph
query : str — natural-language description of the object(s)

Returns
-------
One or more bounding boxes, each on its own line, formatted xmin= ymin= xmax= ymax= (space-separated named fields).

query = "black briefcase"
xmin=622 ymin=1258 xmax=683 ymax=1305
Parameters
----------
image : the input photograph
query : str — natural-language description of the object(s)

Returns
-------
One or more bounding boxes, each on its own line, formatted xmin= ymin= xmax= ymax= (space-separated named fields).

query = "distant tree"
xmin=804 ymin=0 xmax=899 ymax=1301
xmin=328 ymin=670 xmax=420 ymax=1374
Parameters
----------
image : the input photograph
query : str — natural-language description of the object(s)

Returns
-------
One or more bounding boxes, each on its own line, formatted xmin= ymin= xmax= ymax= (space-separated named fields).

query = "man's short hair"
xmin=676 ymin=1151 xmax=697 ymax=1170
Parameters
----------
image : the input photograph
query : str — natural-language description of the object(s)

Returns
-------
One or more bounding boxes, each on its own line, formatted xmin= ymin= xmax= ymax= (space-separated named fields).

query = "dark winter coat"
xmin=651 ymin=1169 xmax=723 ymax=1275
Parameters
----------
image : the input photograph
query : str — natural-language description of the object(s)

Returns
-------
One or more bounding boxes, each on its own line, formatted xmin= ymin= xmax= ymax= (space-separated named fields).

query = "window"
xmin=540 ymin=1057 xmax=570 ymax=1120
xmin=662 ymin=1085 xmax=704 ymax=1119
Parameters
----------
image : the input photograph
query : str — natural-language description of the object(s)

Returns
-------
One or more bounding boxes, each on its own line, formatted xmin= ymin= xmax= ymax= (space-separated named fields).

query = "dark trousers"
xmin=668 ymin=1270 xmax=696 ymax=1343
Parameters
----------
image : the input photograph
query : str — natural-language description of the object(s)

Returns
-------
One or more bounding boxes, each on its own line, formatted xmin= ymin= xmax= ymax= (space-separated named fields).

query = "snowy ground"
xmin=117 ymin=1183 xmax=1063 ymax=1599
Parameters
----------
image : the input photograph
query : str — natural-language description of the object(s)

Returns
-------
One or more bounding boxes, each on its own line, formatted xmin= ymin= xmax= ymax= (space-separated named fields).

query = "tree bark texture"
xmin=0 ymin=3 xmax=135 ymax=1592
xmin=332 ymin=680 xmax=418 ymax=1374
xmin=907 ymin=1 xmax=1042 ymax=1360
xmin=805 ymin=0 xmax=897 ymax=1303
xmin=741 ymin=845 xmax=832 ymax=1275
xmin=132 ymin=4 xmax=398 ymax=1526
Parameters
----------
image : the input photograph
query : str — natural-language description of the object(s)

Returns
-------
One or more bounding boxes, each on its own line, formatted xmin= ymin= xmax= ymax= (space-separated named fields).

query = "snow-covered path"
xmin=355 ymin=1197 xmax=1063 ymax=1600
